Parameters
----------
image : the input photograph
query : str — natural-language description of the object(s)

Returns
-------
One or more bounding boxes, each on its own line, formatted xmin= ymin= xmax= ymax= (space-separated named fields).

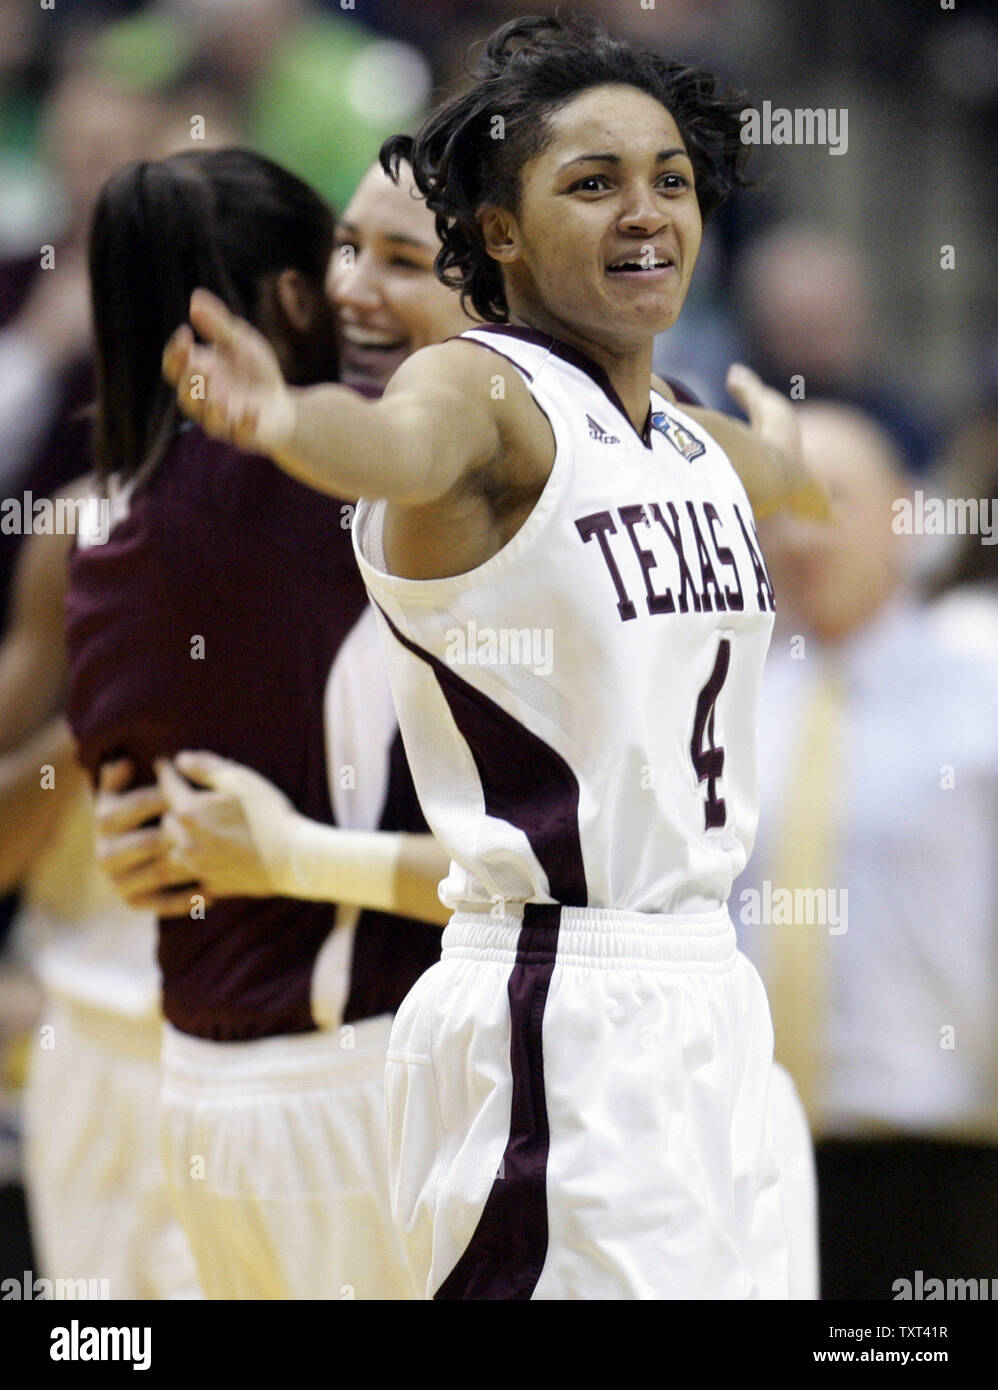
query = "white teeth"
xmin=607 ymin=258 xmax=670 ymax=271
xmin=343 ymin=332 xmax=406 ymax=348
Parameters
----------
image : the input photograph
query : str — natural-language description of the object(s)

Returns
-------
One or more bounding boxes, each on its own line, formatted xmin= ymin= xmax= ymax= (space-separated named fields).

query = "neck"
xmin=507 ymin=304 xmax=655 ymax=436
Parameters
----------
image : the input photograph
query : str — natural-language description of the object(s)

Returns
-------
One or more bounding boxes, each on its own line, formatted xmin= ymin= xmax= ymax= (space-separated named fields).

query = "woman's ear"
xmin=273 ymin=268 xmax=317 ymax=332
xmin=479 ymin=206 xmax=521 ymax=264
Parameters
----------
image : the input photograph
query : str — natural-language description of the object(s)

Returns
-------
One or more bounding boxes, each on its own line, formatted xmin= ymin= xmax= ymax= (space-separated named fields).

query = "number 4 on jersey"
xmin=690 ymin=637 xmax=730 ymax=830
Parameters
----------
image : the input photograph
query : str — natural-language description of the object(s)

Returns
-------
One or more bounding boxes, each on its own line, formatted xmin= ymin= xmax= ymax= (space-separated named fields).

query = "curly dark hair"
xmin=380 ymin=14 xmax=753 ymax=324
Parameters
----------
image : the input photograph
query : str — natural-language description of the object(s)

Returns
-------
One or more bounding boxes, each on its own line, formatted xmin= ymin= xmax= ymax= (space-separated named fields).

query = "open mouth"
xmin=605 ymin=256 xmax=674 ymax=276
xmin=342 ymin=333 xmax=408 ymax=353
xmin=340 ymin=334 xmax=410 ymax=389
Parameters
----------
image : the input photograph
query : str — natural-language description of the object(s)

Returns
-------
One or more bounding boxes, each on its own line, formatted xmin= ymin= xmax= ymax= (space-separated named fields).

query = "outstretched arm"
xmin=681 ymin=365 xmax=832 ymax=522
xmin=162 ymin=290 xmax=500 ymax=505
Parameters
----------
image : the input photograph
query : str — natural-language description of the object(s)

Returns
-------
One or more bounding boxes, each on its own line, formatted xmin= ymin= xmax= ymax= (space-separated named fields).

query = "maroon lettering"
xmin=733 ymin=504 xmax=776 ymax=612
xmin=685 ymin=501 xmax=727 ymax=613
xmin=575 ymin=510 xmax=637 ymax=622
xmin=618 ymin=504 xmax=676 ymax=616
xmin=704 ymin=503 xmax=744 ymax=612
xmin=650 ymin=502 xmax=701 ymax=614
xmin=691 ymin=636 xmax=731 ymax=830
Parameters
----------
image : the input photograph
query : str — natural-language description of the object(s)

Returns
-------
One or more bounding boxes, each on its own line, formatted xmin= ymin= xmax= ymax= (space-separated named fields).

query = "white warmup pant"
xmin=385 ymin=904 xmax=801 ymax=1300
xmin=159 ymin=1014 xmax=416 ymax=1300
xmin=23 ymin=996 xmax=200 ymax=1300
xmin=768 ymin=1062 xmax=820 ymax=1299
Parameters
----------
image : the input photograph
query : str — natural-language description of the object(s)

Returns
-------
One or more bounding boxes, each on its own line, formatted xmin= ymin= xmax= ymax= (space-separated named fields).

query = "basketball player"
xmin=116 ymin=153 xmax=816 ymax=1298
xmin=65 ymin=148 xmax=453 ymax=1300
xmin=163 ymin=17 xmax=830 ymax=1298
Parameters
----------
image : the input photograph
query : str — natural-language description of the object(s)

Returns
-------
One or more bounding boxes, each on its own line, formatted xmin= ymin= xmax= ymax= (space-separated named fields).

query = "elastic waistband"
xmin=160 ymin=1013 xmax=394 ymax=1096
xmin=443 ymin=904 xmax=737 ymax=971
xmin=44 ymin=997 xmax=164 ymax=1062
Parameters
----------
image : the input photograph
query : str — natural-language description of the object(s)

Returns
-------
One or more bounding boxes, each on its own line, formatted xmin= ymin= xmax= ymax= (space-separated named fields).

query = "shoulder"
xmin=383 ymin=336 xmax=533 ymax=404
xmin=382 ymin=335 xmax=553 ymax=474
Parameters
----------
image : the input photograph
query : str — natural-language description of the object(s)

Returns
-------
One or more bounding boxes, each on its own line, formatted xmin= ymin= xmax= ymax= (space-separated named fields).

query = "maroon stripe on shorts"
xmin=435 ymin=902 xmax=560 ymax=1300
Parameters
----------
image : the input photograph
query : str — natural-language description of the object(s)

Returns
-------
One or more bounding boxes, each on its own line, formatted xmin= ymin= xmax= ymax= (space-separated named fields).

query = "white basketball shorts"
xmin=23 ymin=996 xmax=200 ymax=1299
xmin=159 ymin=1014 xmax=415 ymax=1300
xmin=385 ymin=903 xmax=798 ymax=1299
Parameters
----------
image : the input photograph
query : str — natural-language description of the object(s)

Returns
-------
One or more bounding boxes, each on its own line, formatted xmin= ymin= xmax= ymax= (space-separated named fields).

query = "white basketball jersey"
xmin=353 ymin=326 xmax=776 ymax=915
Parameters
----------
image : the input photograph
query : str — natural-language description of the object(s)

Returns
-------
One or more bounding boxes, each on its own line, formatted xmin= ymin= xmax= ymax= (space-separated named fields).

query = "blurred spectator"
xmin=735 ymin=226 xmax=940 ymax=472
xmin=352 ymin=0 xmax=743 ymax=91
xmin=0 ymin=64 xmax=161 ymax=624
xmin=927 ymin=403 xmax=998 ymax=660
xmin=97 ymin=0 xmax=431 ymax=210
xmin=735 ymin=402 xmax=998 ymax=1298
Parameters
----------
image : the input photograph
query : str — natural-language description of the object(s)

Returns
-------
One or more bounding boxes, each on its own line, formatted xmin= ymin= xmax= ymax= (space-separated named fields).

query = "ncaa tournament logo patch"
xmin=650 ymin=410 xmax=706 ymax=462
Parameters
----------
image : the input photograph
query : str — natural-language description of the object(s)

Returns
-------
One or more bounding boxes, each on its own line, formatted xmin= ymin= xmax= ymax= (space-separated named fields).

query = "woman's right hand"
xmin=154 ymin=752 xmax=299 ymax=900
xmin=95 ymin=759 xmax=208 ymax=917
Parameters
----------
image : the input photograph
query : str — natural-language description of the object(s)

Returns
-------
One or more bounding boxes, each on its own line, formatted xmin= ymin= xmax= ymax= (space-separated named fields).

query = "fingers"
xmin=165 ymin=352 xmax=264 ymax=448
xmin=167 ymin=340 xmax=230 ymax=418
xmin=173 ymin=750 xmax=229 ymax=789
xmin=96 ymin=823 xmax=207 ymax=917
xmin=726 ymin=363 xmax=761 ymax=393
xmin=96 ymin=825 xmax=171 ymax=879
xmin=94 ymin=781 xmax=167 ymax=838
xmin=155 ymin=757 xmax=200 ymax=813
xmin=726 ymin=363 xmax=769 ymax=424
xmin=161 ymin=324 xmax=195 ymax=387
xmin=161 ymin=290 xmax=292 ymax=453
xmin=158 ymin=756 xmax=226 ymax=817
xmin=160 ymin=808 xmax=195 ymax=858
xmin=155 ymin=761 xmax=231 ymax=859
xmin=93 ymin=761 xmax=216 ymax=918
xmin=162 ymin=291 xmax=239 ymax=374
xmin=109 ymin=851 xmax=198 ymax=902
xmin=162 ymin=318 xmax=242 ymax=436
xmin=189 ymin=288 xmax=238 ymax=345
xmin=97 ymin=758 xmax=134 ymax=795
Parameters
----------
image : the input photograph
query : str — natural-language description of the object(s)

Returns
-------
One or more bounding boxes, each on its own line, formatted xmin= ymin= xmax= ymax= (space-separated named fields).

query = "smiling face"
xmin=481 ymin=84 xmax=703 ymax=353
xmin=331 ymin=162 xmax=476 ymax=394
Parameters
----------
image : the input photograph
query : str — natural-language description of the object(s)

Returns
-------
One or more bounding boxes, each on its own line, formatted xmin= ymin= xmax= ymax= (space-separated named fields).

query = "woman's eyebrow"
xmin=558 ymin=147 xmax=688 ymax=171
